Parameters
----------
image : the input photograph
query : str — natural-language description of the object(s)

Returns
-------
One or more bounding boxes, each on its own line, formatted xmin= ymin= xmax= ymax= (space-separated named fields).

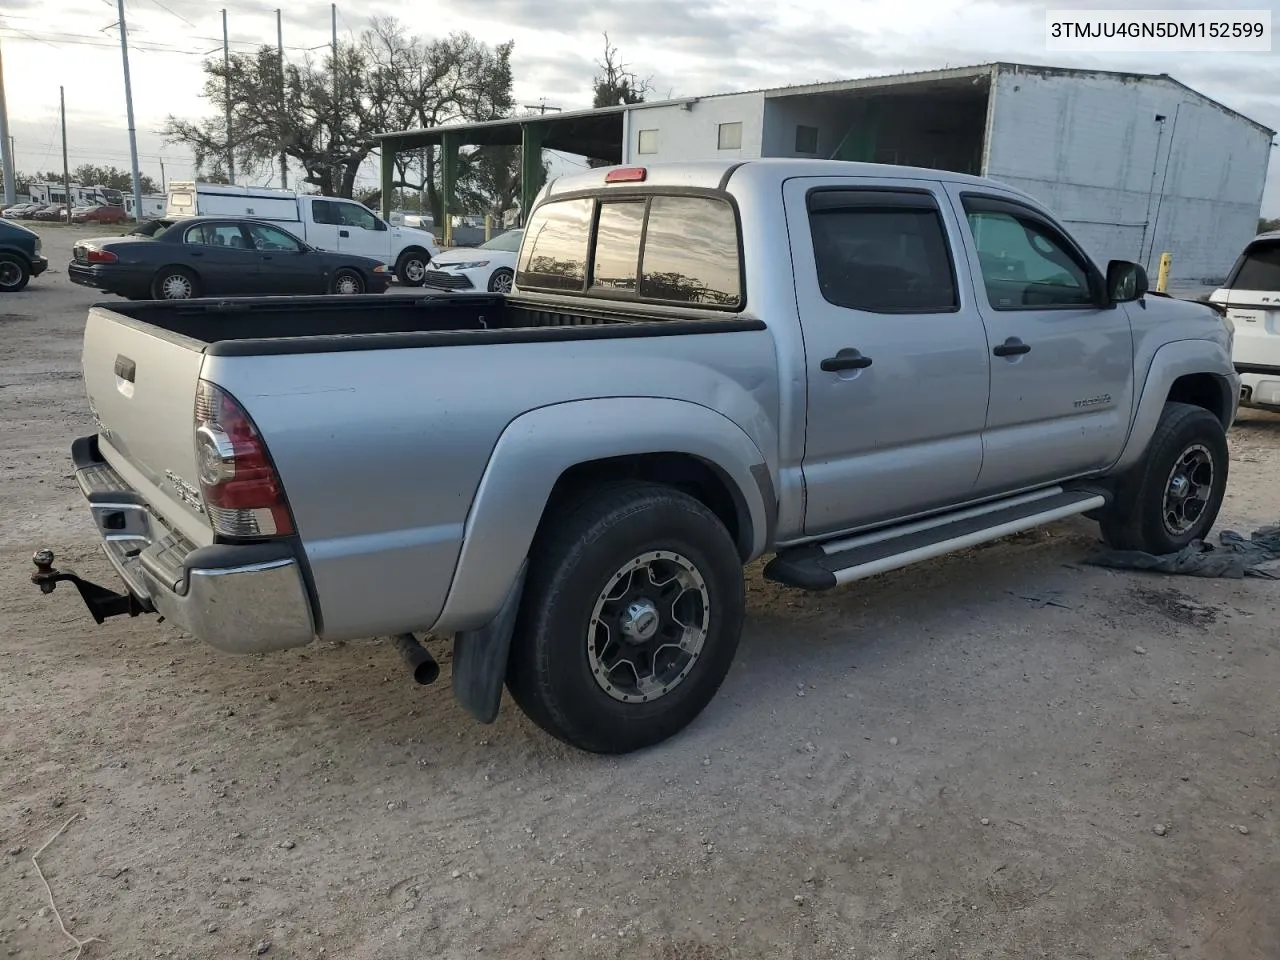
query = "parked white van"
xmin=1208 ymin=231 xmax=1280 ymax=413
xmin=165 ymin=182 xmax=441 ymax=286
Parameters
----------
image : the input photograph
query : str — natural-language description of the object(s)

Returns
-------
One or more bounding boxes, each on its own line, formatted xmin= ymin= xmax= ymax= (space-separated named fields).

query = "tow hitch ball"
xmin=30 ymin=548 xmax=143 ymax=624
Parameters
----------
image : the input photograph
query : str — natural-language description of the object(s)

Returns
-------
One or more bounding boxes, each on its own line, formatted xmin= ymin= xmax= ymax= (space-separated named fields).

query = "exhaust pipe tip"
xmin=392 ymin=633 xmax=440 ymax=686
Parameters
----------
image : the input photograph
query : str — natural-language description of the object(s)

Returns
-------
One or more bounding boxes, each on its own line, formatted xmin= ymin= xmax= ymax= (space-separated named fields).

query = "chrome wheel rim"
xmin=587 ymin=550 xmax=710 ymax=703
xmin=492 ymin=271 xmax=512 ymax=293
xmin=1163 ymin=443 xmax=1214 ymax=536
xmin=403 ymin=259 xmax=426 ymax=282
xmin=0 ymin=261 xmax=21 ymax=288
xmin=335 ymin=274 xmax=362 ymax=294
xmin=160 ymin=274 xmax=193 ymax=299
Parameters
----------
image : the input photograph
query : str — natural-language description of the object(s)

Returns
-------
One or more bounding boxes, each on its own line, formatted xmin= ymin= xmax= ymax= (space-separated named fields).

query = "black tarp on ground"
xmin=1086 ymin=526 xmax=1280 ymax=580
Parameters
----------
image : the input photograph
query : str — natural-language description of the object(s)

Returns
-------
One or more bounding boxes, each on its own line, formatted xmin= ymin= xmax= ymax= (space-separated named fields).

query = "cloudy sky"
xmin=2 ymin=0 xmax=1278 ymax=211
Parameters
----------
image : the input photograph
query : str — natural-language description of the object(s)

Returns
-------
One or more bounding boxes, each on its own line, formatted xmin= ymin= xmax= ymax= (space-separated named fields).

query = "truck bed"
xmin=102 ymin=293 xmax=749 ymax=357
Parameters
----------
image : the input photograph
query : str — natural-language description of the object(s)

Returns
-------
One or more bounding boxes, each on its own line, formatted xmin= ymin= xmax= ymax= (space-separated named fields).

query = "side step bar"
xmin=763 ymin=486 xmax=1106 ymax=591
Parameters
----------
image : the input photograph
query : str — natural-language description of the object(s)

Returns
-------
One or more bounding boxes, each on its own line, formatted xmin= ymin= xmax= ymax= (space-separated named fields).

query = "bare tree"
xmin=591 ymin=33 xmax=652 ymax=108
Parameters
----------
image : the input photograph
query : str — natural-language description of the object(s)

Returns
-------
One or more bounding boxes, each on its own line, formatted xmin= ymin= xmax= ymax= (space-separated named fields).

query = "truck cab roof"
xmin=540 ymin=158 xmax=1042 ymax=206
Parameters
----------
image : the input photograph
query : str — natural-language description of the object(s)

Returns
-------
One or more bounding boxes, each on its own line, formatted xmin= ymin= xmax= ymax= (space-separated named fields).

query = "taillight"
xmin=193 ymin=379 xmax=294 ymax=538
xmin=86 ymin=249 xmax=118 ymax=263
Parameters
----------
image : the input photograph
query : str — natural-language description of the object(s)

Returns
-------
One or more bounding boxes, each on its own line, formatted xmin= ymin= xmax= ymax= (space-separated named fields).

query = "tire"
xmin=487 ymin=267 xmax=514 ymax=293
xmin=506 ymin=482 xmax=746 ymax=755
xmin=395 ymin=249 xmax=429 ymax=287
xmin=0 ymin=254 xmax=30 ymax=292
xmin=151 ymin=266 xmax=198 ymax=300
xmin=331 ymin=269 xmax=365 ymax=295
xmin=1098 ymin=401 xmax=1229 ymax=554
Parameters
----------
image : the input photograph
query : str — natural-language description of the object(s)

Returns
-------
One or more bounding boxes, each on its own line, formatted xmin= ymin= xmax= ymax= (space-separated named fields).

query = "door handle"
xmin=993 ymin=338 xmax=1031 ymax=357
xmin=820 ymin=348 xmax=873 ymax=372
xmin=339 ymin=229 xmax=350 ymax=238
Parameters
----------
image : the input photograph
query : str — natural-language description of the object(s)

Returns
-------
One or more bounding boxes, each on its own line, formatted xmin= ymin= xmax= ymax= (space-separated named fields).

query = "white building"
xmin=617 ymin=62 xmax=1274 ymax=284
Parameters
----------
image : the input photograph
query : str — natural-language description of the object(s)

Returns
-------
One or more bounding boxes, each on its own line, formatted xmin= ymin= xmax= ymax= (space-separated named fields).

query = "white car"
xmin=1208 ymin=231 xmax=1280 ymax=413
xmin=422 ymin=229 xmax=523 ymax=294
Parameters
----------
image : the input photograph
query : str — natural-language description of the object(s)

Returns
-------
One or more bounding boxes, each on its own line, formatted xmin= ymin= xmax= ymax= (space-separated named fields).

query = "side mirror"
xmin=374 ymin=219 xmax=388 ymax=232
xmin=1106 ymin=260 xmax=1149 ymax=303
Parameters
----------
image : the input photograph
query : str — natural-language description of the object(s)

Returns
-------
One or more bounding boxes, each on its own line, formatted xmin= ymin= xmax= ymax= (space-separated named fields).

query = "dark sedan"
xmin=68 ymin=216 xmax=393 ymax=300
xmin=0 ymin=218 xmax=49 ymax=292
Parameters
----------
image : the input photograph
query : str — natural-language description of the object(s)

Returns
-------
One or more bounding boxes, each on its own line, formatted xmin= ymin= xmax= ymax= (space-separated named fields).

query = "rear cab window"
xmin=516 ymin=191 xmax=744 ymax=309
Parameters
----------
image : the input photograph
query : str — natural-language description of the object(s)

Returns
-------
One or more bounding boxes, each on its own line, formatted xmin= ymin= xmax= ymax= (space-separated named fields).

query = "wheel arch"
xmin=429 ymin=397 xmax=775 ymax=637
xmin=1110 ymin=340 xmax=1237 ymax=475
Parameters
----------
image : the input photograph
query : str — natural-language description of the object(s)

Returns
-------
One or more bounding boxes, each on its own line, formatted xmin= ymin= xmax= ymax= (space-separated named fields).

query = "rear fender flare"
xmin=431 ymin=397 xmax=773 ymax=637
xmin=1110 ymin=339 xmax=1236 ymax=474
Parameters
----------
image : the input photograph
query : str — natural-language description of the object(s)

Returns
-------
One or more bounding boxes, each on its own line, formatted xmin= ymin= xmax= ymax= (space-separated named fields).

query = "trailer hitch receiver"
xmin=31 ymin=548 xmax=145 ymax=624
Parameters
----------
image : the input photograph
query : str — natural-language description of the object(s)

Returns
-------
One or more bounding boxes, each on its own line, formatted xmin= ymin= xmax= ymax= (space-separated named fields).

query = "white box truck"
xmin=165 ymin=181 xmax=442 ymax=286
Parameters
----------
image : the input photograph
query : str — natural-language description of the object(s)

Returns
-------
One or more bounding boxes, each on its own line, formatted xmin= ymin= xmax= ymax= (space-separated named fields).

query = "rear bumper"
xmin=67 ymin=262 xmax=147 ymax=297
xmin=1237 ymin=366 xmax=1280 ymax=409
xmin=66 ymin=434 xmax=317 ymax=654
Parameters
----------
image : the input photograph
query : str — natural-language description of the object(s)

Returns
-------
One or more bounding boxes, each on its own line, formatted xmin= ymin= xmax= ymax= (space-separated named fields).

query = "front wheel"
xmin=0 ymin=254 xmax=30 ymax=292
xmin=506 ymin=482 xmax=745 ymax=754
xmin=488 ymin=267 xmax=514 ymax=293
xmin=1098 ymin=401 xmax=1229 ymax=554
xmin=395 ymin=250 xmax=429 ymax=287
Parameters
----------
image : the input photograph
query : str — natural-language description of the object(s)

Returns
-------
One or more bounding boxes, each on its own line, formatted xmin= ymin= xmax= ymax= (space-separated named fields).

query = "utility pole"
xmin=159 ymin=158 xmax=166 ymax=193
xmin=0 ymin=38 xmax=15 ymax=204
xmin=60 ymin=87 xmax=70 ymax=224
xmin=277 ymin=8 xmax=288 ymax=190
xmin=222 ymin=8 xmax=235 ymax=184
xmin=330 ymin=3 xmax=338 ymax=195
xmin=522 ymin=100 xmax=561 ymax=116
xmin=116 ymin=0 xmax=144 ymax=221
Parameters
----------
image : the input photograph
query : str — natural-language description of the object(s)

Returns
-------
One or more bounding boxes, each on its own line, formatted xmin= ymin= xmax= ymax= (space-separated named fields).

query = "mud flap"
xmin=451 ymin=559 xmax=528 ymax=724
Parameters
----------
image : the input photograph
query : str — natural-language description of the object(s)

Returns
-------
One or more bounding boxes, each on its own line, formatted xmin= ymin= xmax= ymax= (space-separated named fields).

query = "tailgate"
xmin=81 ymin=306 xmax=214 ymax=545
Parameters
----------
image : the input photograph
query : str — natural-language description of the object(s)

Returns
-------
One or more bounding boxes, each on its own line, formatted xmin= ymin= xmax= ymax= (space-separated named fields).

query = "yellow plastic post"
xmin=484 ymin=214 xmax=493 ymax=243
xmin=1156 ymin=252 xmax=1172 ymax=293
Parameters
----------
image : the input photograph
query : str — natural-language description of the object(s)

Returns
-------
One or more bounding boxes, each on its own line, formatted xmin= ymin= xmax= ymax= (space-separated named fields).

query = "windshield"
xmin=480 ymin=230 xmax=523 ymax=252
xmin=1229 ymin=239 xmax=1280 ymax=291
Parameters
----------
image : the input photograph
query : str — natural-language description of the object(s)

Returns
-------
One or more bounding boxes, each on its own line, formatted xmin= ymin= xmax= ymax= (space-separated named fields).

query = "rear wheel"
xmin=0 ymin=254 xmax=30 ymax=292
xmin=395 ymin=250 xmax=429 ymax=287
xmin=488 ymin=267 xmax=514 ymax=293
xmin=506 ymin=482 xmax=745 ymax=754
xmin=331 ymin=269 xmax=365 ymax=295
xmin=151 ymin=266 xmax=198 ymax=300
xmin=1098 ymin=401 xmax=1229 ymax=554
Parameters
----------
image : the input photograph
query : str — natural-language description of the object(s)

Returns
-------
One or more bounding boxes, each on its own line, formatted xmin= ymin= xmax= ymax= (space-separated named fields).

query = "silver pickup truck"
xmin=34 ymin=158 xmax=1239 ymax=754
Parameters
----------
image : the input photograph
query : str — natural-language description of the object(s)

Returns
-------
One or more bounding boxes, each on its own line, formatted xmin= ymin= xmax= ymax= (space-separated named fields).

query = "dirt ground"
xmin=2 ymin=225 xmax=1278 ymax=960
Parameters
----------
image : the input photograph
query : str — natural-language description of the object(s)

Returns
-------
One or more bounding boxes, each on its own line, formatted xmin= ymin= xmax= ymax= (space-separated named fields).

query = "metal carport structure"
xmin=371 ymin=105 xmax=630 ymax=243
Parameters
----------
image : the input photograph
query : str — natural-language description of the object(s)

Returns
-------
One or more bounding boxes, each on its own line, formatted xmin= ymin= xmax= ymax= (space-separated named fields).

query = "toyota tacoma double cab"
xmin=33 ymin=158 xmax=1239 ymax=754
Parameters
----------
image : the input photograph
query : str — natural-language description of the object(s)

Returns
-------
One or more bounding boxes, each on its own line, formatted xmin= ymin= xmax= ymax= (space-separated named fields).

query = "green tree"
xmin=1258 ymin=217 xmax=1280 ymax=234
xmin=70 ymin=164 xmax=158 ymax=194
xmin=163 ymin=15 xmax=514 ymax=206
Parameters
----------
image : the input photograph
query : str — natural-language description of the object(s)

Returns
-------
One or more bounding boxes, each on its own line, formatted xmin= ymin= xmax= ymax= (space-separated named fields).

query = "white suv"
xmin=1209 ymin=231 xmax=1280 ymax=413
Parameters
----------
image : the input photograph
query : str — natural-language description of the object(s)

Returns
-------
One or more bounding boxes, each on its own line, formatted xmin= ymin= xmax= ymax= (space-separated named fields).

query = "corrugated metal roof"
xmin=373 ymin=59 xmax=1274 ymax=143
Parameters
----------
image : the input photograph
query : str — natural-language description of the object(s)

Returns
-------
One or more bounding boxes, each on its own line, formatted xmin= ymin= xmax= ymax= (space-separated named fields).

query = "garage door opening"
xmin=763 ymin=73 xmax=992 ymax=175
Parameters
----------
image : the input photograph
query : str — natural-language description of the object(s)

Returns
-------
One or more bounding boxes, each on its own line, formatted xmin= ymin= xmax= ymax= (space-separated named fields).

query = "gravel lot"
xmin=2 ymin=224 xmax=1278 ymax=960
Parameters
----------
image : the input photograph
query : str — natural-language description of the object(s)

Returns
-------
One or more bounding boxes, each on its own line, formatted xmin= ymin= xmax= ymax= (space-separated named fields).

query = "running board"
xmin=763 ymin=487 xmax=1107 ymax=591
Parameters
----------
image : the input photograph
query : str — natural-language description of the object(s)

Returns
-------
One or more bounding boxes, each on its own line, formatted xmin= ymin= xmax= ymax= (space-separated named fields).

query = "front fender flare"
xmin=431 ymin=397 xmax=773 ymax=637
xmin=1110 ymin=338 xmax=1237 ymax=475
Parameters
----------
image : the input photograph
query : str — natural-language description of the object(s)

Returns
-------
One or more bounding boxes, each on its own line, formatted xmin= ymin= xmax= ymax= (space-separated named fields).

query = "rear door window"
xmin=1229 ymin=240 xmax=1280 ymax=291
xmin=807 ymin=191 xmax=958 ymax=313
